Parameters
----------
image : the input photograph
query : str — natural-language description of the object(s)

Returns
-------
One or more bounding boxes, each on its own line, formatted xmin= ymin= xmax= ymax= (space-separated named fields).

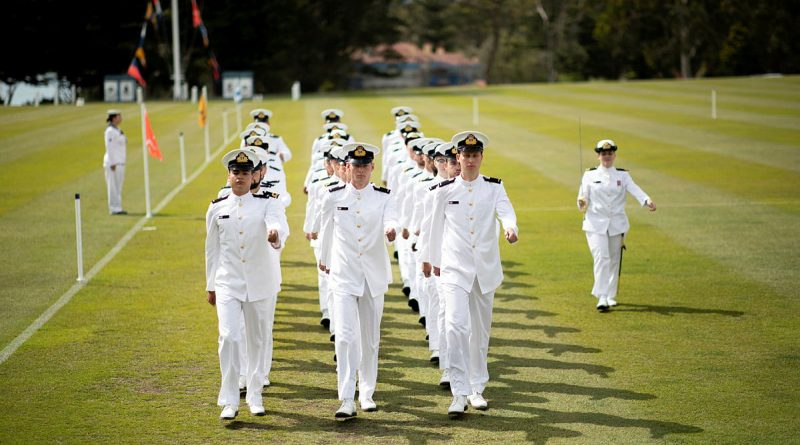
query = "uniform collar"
xmin=597 ymin=165 xmax=614 ymax=173
xmin=456 ymin=175 xmax=478 ymax=185
xmin=231 ymin=191 xmax=253 ymax=201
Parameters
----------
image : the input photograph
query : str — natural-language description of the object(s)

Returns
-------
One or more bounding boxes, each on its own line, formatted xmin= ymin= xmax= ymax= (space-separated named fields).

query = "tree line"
xmin=2 ymin=0 xmax=797 ymax=99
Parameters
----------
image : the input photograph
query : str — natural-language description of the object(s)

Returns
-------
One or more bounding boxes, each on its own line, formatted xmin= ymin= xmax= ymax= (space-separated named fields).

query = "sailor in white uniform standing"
xmin=103 ymin=109 xmax=127 ymax=215
xmin=205 ymin=148 xmax=287 ymax=420
xmin=318 ymin=142 xmax=398 ymax=418
xmin=428 ymin=131 xmax=518 ymax=418
xmin=577 ymin=139 xmax=656 ymax=311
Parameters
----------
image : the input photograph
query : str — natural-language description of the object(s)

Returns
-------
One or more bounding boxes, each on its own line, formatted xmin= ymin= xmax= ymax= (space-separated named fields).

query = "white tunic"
xmin=428 ymin=175 xmax=518 ymax=294
xmin=577 ymin=166 xmax=650 ymax=236
xmin=319 ymin=183 xmax=399 ymax=296
xmin=205 ymin=192 xmax=286 ymax=302
xmin=103 ymin=125 xmax=126 ymax=167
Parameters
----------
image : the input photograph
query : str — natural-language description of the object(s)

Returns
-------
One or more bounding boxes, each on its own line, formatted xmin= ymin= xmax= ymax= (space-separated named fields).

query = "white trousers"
xmin=442 ymin=279 xmax=494 ymax=396
xmin=435 ymin=277 xmax=448 ymax=370
xmin=313 ymin=246 xmax=329 ymax=317
xmin=423 ymin=275 xmax=439 ymax=352
xmin=104 ymin=164 xmax=125 ymax=213
xmin=333 ymin=284 xmax=384 ymax=402
xmin=585 ymin=232 xmax=624 ymax=299
xmin=396 ymin=237 xmax=415 ymax=295
xmin=216 ymin=296 xmax=275 ymax=408
xmin=414 ymin=258 xmax=428 ymax=319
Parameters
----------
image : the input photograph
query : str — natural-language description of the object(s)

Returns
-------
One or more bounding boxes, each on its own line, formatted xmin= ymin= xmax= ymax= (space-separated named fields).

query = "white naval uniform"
xmin=268 ymin=133 xmax=292 ymax=162
xmin=304 ymin=172 xmax=341 ymax=324
xmin=577 ymin=166 xmax=650 ymax=300
xmin=205 ymin=191 xmax=286 ymax=409
xmin=103 ymin=124 xmax=126 ymax=213
xmin=416 ymin=174 xmax=450 ymax=364
xmin=319 ymin=183 xmax=398 ymax=403
xmin=429 ymin=175 xmax=518 ymax=397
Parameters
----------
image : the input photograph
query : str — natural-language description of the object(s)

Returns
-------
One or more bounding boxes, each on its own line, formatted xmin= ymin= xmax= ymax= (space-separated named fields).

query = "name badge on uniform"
xmin=448 ymin=201 xmax=459 ymax=204
xmin=337 ymin=207 xmax=349 ymax=211
xmin=617 ymin=180 xmax=622 ymax=186
xmin=593 ymin=181 xmax=601 ymax=184
xmin=218 ymin=215 xmax=230 ymax=219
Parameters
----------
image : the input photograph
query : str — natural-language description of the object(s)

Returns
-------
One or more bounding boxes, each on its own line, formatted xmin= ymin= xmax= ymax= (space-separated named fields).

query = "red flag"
xmin=128 ymin=61 xmax=147 ymax=87
xmin=144 ymin=109 xmax=163 ymax=161
xmin=191 ymin=0 xmax=202 ymax=28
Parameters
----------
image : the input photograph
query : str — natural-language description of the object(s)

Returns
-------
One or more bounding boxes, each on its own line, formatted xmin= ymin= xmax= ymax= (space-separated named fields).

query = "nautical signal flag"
xmin=144 ymin=107 xmax=163 ymax=161
xmin=128 ymin=60 xmax=146 ymax=87
xmin=191 ymin=0 xmax=203 ymax=28
xmin=198 ymin=93 xmax=208 ymax=128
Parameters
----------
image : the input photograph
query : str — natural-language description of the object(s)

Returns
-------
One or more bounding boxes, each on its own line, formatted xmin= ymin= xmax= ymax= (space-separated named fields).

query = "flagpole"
xmin=171 ymin=0 xmax=182 ymax=100
xmin=140 ymin=96 xmax=152 ymax=218
xmin=202 ymin=86 xmax=210 ymax=161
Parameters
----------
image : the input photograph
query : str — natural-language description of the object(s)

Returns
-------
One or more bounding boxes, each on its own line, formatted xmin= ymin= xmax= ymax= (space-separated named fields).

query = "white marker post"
xmin=711 ymin=89 xmax=717 ymax=120
xmin=140 ymin=97 xmax=152 ymax=218
xmin=222 ymin=110 xmax=229 ymax=143
xmin=202 ymin=86 xmax=210 ymax=161
xmin=179 ymin=131 xmax=187 ymax=183
xmin=291 ymin=81 xmax=301 ymax=101
xmin=235 ymin=103 xmax=242 ymax=133
xmin=472 ymin=96 xmax=479 ymax=126
xmin=74 ymin=193 xmax=84 ymax=282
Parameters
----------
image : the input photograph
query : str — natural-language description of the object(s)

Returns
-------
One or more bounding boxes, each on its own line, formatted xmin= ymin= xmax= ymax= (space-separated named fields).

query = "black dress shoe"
xmin=402 ymin=286 xmax=410 ymax=297
xmin=320 ymin=318 xmax=330 ymax=330
xmin=394 ymin=251 xmax=399 ymax=260
xmin=408 ymin=298 xmax=419 ymax=313
xmin=330 ymin=334 xmax=335 ymax=342
xmin=111 ymin=210 xmax=128 ymax=215
xmin=333 ymin=353 xmax=337 ymax=362
xmin=418 ymin=316 xmax=426 ymax=328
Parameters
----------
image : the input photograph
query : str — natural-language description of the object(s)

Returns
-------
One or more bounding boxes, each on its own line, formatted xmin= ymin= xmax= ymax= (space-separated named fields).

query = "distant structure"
xmin=349 ymin=42 xmax=482 ymax=89
xmin=104 ymin=75 xmax=137 ymax=102
xmin=222 ymin=71 xmax=254 ymax=100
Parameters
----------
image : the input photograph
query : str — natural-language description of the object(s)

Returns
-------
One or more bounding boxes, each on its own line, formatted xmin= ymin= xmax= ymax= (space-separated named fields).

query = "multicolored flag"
xmin=128 ymin=60 xmax=147 ymax=87
xmin=191 ymin=0 xmax=203 ymax=28
xmin=144 ymin=108 xmax=163 ymax=160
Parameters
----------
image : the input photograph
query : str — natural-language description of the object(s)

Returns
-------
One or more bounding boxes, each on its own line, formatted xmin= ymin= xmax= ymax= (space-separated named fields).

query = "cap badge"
xmin=354 ymin=146 xmax=367 ymax=157
xmin=249 ymin=131 xmax=258 ymax=137
xmin=235 ymin=152 xmax=249 ymax=164
xmin=253 ymin=139 xmax=263 ymax=146
xmin=404 ymin=125 xmax=413 ymax=132
xmin=328 ymin=112 xmax=337 ymax=119
xmin=602 ymin=142 xmax=612 ymax=149
xmin=257 ymin=112 xmax=265 ymax=119
xmin=397 ymin=110 xmax=407 ymax=116
xmin=465 ymin=134 xmax=478 ymax=146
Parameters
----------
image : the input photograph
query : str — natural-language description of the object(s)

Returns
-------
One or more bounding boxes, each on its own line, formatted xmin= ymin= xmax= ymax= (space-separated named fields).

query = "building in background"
xmin=349 ymin=42 xmax=482 ymax=89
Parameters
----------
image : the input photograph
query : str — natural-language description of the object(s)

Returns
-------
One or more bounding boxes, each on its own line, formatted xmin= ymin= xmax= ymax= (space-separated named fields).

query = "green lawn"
xmin=0 ymin=76 xmax=798 ymax=444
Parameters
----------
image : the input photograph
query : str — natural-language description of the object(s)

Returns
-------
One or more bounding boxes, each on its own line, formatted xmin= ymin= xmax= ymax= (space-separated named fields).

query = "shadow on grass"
xmin=614 ymin=303 xmax=745 ymax=317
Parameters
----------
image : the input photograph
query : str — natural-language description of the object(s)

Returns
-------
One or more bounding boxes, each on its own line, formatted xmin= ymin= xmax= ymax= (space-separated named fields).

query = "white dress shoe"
xmin=220 ymin=405 xmax=238 ymax=420
xmin=448 ymin=395 xmax=468 ymax=417
xmin=264 ymin=378 xmax=271 ymax=387
xmin=335 ymin=399 xmax=357 ymax=418
xmin=468 ymin=393 xmax=488 ymax=410
xmin=360 ymin=398 xmax=377 ymax=412
xmin=439 ymin=369 xmax=450 ymax=387
xmin=249 ymin=405 xmax=266 ymax=416
xmin=596 ymin=296 xmax=609 ymax=312
xmin=607 ymin=297 xmax=618 ymax=307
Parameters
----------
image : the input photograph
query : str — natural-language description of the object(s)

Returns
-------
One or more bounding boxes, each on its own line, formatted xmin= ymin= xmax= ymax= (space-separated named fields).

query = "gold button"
xmin=239 ymin=231 xmax=243 ymax=235
xmin=242 ymin=259 xmax=246 ymax=263
xmin=240 ymin=245 xmax=245 ymax=249
xmin=469 ymin=217 xmax=474 ymax=221
xmin=468 ymin=188 xmax=473 ymax=192
xmin=469 ymin=202 xmax=473 ymax=206
xmin=356 ymin=224 xmax=361 ymax=228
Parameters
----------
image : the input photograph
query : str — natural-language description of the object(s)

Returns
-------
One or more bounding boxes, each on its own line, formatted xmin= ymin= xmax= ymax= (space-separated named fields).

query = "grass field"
xmin=0 ymin=76 xmax=798 ymax=444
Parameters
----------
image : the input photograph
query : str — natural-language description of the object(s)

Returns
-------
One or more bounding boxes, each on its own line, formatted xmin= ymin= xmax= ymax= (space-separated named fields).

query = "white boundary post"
xmin=202 ymin=86 xmax=210 ymax=161
xmin=140 ymin=98 xmax=152 ymax=218
xmin=179 ymin=131 xmax=187 ymax=183
xmin=711 ymin=89 xmax=717 ymax=120
xmin=74 ymin=193 xmax=84 ymax=282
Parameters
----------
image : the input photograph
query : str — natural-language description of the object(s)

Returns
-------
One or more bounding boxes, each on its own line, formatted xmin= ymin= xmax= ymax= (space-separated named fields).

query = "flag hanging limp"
xmin=198 ymin=93 xmax=208 ymax=128
xmin=128 ymin=61 xmax=147 ymax=87
xmin=144 ymin=108 xmax=163 ymax=160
